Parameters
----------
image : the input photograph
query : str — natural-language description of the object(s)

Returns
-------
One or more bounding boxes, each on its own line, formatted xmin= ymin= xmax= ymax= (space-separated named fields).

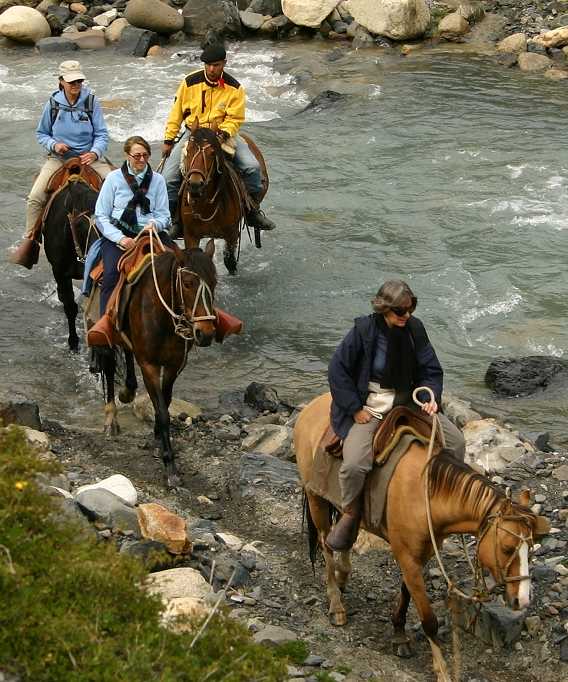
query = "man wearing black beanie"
xmin=162 ymin=43 xmax=276 ymax=235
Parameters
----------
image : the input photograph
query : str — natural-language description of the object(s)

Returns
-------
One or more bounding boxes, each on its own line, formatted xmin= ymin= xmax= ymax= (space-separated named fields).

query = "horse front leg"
xmin=394 ymin=552 xmax=450 ymax=682
xmin=53 ymin=269 xmax=79 ymax=351
xmin=118 ymin=349 xmax=137 ymax=404
xmin=139 ymin=361 xmax=179 ymax=489
xmin=97 ymin=347 xmax=119 ymax=436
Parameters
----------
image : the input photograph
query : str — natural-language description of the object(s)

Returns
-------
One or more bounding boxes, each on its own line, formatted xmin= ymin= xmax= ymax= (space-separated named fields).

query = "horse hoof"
xmin=223 ymin=254 xmax=237 ymax=275
xmin=104 ymin=422 xmax=120 ymax=437
xmin=392 ymin=640 xmax=414 ymax=659
xmin=68 ymin=338 xmax=79 ymax=353
xmin=330 ymin=611 xmax=347 ymax=627
xmin=118 ymin=387 xmax=136 ymax=404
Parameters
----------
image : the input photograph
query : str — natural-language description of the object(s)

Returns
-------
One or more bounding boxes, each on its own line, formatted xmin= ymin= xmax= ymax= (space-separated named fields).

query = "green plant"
xmin=0 ymin=427 xmax=287 ymax=681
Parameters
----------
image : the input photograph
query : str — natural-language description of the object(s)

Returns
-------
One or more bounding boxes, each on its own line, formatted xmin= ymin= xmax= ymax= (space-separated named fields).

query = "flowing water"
xmin=0 ymin=40 xmax=567 ymax=443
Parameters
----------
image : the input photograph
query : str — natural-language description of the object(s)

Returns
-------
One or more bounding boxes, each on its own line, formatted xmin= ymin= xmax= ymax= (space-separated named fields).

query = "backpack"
xmin=49 ymin=92 xmax=95 ymax=127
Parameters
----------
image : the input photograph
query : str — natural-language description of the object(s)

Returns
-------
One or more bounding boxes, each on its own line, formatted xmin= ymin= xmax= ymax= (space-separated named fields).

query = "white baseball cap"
xmin=58 ymin=60 xmax=86 ymax=82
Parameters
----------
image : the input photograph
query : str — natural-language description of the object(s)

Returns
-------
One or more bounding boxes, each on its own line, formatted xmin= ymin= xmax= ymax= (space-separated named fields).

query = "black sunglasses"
xmin=390 ymin=298 xmax=417 ymax=317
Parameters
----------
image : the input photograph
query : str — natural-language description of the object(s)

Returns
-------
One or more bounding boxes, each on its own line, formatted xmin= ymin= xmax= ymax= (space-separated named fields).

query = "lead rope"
xmin=413 ymin=387 xmax=487 ymax=682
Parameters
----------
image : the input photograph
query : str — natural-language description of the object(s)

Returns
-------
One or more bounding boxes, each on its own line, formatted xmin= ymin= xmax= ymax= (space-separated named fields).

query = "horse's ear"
xmin=191 ymin=118 xmax=199 ymax=133
xmin=210 ymin=119 xmax=219 ymax=133
xmin=519 ymin=489 xmax=531 ymax=507
xmin=534 ymin=515 xmax=551 ymax=538
xmin=172 ymin=242 xmax=185 ymax=265
xmin=204 ymin=238 xmax=215 ymax=259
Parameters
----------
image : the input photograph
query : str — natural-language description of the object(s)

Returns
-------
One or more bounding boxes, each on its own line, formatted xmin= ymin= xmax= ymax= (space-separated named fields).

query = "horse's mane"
xmin=425 ymin=449 xmax=504 ymax=516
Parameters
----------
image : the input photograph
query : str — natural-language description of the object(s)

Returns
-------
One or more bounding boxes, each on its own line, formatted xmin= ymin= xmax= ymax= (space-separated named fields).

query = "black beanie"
xmin=200 ymin=43 xmax=227 ymax=64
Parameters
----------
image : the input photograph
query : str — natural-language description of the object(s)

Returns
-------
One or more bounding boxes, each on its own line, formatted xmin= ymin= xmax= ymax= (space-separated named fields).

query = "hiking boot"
xmin=247 ymin=207 xmax=276 ymax=231
xmin=326 ymin=496 xmax=363 ymax=552
xmin=10 ymin=238 xmax=40 ymax=269
xmin=87 ymin=314 xmax=115 ymax=347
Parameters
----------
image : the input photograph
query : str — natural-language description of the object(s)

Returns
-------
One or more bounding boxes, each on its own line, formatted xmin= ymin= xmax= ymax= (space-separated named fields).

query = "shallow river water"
xmin=0 ymin=40 xmax=566 ymax=443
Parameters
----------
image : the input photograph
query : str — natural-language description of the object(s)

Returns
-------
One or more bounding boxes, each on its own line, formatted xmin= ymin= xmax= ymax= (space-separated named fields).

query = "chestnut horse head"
xmin=184 ymin=119 xmax=224 ymax=199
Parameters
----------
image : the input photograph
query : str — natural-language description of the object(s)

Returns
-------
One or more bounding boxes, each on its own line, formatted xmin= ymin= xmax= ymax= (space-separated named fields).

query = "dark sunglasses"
xmin=390 ymin=298 xmax=417 ymax=316
xmin=128 ymin=152 xmax=150 ymax=161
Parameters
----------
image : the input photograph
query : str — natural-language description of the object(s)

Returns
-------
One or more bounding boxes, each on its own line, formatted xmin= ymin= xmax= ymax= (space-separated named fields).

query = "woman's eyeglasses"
xmin=128 ymin=152 xmax=150 ymax=161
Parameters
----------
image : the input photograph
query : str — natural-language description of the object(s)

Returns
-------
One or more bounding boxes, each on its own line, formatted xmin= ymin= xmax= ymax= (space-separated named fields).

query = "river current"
xmin=0 ymin=40 xmax=566 ymax=443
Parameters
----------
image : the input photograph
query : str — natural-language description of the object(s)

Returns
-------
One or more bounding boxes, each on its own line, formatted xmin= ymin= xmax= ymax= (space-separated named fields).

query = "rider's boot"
xmin=246 ymin=193 xmax=276 ymax=231
xmin=10 ymin=238 xmax=40 ymax=269
xmin=168 ymin=200 xmax=183 ymax=240
xmin=87 ymin=314 xmax=115 ymax=347
xmin=326 ymin=494 xmax=363 ymax=552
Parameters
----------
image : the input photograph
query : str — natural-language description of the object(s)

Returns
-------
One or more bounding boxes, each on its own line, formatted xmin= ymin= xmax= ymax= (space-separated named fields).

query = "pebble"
xmin=525 ymin=615 xmax=542 ymax=635
xmin=303 ymin=655 xmax=324 ymax=666
xmin=535 ymin=494 xmax=547 ymax=503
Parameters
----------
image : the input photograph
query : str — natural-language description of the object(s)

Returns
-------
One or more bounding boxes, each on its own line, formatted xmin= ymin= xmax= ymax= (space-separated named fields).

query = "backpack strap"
xmin=49 ymin=93 xmax=96 ymax=127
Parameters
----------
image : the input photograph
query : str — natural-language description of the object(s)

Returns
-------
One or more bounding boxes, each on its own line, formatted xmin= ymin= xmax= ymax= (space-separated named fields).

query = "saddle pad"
xmin=306 ymin=431 xmax=428 ymax=538
xmin=126 ymin=253 xmax=152 ymax=283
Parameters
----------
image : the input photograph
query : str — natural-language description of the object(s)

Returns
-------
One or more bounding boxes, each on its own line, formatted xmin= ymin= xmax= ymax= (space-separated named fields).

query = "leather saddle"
xmin=319 ymin=406 xmax=444 ymax=463
xmin=46 ymin=157 xmax=103 ymax=194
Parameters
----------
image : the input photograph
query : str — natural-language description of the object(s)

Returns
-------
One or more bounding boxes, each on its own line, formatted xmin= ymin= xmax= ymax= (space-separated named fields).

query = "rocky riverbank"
xmin=2 ymin=382 xmax=568 ymax=681
xmin=2 ymin=1 xmax=568 ymax=81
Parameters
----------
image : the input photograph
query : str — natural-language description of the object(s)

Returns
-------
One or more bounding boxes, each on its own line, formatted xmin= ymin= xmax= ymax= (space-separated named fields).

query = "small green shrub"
xmin=272 ymin=640 xmax=310 ymax=664
xmin=0 ymin=428 xmax=287 ymax=681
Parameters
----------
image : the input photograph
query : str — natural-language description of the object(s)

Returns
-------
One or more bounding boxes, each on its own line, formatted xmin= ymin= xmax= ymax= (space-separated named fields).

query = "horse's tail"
xmin=302 ymin=491 xmax=319 ymax=573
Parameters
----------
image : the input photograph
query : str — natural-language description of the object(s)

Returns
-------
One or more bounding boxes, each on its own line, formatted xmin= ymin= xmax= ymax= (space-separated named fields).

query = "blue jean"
xmin=162 ymin=129 xmax=262 ymax=204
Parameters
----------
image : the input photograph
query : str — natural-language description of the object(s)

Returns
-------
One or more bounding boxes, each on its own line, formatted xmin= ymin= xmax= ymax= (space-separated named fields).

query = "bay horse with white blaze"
xmin=179 ymin=119 xmax=268 ymax=275
xmin=94 ymin=237 xmax=217 ymax=488
xmin=294 ymin=393 xmax=550 ymax=682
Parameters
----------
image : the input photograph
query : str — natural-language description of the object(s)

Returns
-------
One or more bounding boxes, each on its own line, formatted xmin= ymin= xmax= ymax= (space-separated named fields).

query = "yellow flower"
xmin=14 ymin=480 xmax=28 ymax=491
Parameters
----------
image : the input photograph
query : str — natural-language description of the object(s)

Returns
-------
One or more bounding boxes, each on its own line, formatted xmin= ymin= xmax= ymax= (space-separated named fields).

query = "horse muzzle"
xmin=189 ymin=178 xmax=205 ymax=197
xmin=193 ymin=324 xmax=215 ymax=347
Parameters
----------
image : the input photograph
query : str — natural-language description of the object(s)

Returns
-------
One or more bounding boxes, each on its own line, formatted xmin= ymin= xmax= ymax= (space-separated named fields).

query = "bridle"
xmin=476 ymin=499 xmax=534 ymax=586
xmin=182 ymin=135 xmax=222 ymax=222
xmin=67 ymin=208 xmax=98 ymax=262
xmin=148 ymin=229 xmax=216 ymax=341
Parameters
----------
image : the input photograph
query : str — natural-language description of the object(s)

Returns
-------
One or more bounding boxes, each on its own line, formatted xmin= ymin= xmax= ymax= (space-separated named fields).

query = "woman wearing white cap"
xmin=13 ymin=60 xmax=113 ymax=268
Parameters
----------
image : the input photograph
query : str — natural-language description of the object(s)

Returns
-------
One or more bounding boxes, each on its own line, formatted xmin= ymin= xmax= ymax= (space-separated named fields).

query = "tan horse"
xmin=179 ymin=119 xmax=268 ymax=275
xmin=294 ymin=393 xmax=550 ymax=682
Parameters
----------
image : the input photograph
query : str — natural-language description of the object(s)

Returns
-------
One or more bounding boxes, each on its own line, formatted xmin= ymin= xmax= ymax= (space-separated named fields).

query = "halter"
xmin=182 ymin=136 xmax=222 ymax=222
xmin=476 ymin=497 xmax=534 ymax=586
xmin=148 ymin=229 xmax=216 ymax=341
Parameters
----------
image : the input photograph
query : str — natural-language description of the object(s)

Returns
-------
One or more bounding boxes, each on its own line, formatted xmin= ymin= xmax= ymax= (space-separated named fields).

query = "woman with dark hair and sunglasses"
xmin=88 ymin=135 xmax=173 ymax=344
xmin=326 ymin=279 xmax=465 ymax=551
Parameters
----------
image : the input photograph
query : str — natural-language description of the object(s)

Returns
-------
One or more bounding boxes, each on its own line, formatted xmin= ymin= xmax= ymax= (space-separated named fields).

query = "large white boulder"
xmin=344 ymin=0 xmax=430 ymax=40
xmin=126 ymin=0 xmax=184 ymax=35
xmin=282 ymin=0 xmax=339 ymax=28
xmin=74 ymin=474 xmax=137 ymax=506
xmin=0 ymin=6 xmax=51 ymax=44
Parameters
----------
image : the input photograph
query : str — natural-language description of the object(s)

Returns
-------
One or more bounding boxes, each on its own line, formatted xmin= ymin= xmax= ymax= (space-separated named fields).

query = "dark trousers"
xmin=99 ymin=232 xmax=176 ymax=315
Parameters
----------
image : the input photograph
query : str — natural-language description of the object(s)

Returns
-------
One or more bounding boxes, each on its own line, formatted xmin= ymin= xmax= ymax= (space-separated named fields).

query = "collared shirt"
xmin=95 ymin=167 xmax=171 ymax=243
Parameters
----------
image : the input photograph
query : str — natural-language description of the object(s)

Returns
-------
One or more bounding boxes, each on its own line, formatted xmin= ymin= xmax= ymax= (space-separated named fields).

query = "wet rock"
xmin=438 ymin=12 xmax=470 ymax=39
xmin=119 ymin=538 xmax=175 ymax=570
xmin=36 ymin=35 xmax=79 ymax=52
xmin=137 ymin=502 xmax=191 ymax=555
xmin=244 ymin=382 xmax=279 ymax=413
xmin=258 ymin=13 xmax=292 ymax=33
xmin=0 ymin=397 xmax=41 ymax=430
xmin=518 ymin=51 xmax=552 ymax=70
xmin=451 ymin=597 xmax=525 ymax=648
xmin=486 ymin=356 xmax=568 ymax=397
xmin=520 ymin=430 xmax=551 ymax=452
xmin=299 ymin=90 xmax=348 ymax=113
xmin=47 ymin=5 xmax=70 ymax=23
xmin=240 ymin=10 xmax=268 ymax=30
xmin=75 ymin=474 xmax=137 ymax=506
xmin=64 ymin=28 xmax=107 ymax=49
xmin=113 ymin=24 xmax=160 ymax=57
xmin=182 ymin=0 xmax=242 ymax=38
xmin=239 ymin=452 xmax=299 ymax=492
xmin=0 ymin=6 xmax=51 ymax=44
xmin=442 ymin=393 xmax=482 ymax=428
xmin=253 ymin=623 xmax=298 ymax=645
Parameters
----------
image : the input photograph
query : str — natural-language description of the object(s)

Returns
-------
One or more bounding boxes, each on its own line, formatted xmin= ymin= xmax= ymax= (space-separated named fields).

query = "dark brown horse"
xmin=95 ymin=236 xmax=217 ymax=488
xmin=42 ymin=165 xmax=100 ymax=350
xmin=179 ymin=119 xmax=268 ymax=275
xmin=295 ymin=393 xmax=550 ymax=682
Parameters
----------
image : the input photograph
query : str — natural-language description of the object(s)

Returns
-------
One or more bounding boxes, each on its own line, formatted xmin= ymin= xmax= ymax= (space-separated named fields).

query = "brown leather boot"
xmin=10 ymin=239 xmax=40 ymax=269
xmin=326 ymin=496 xmax=363 ymax=552
xmin=214 ymin=307 xmax=243 ymax=343
xmin=87 ymin=314 xmax=115 ymax=347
